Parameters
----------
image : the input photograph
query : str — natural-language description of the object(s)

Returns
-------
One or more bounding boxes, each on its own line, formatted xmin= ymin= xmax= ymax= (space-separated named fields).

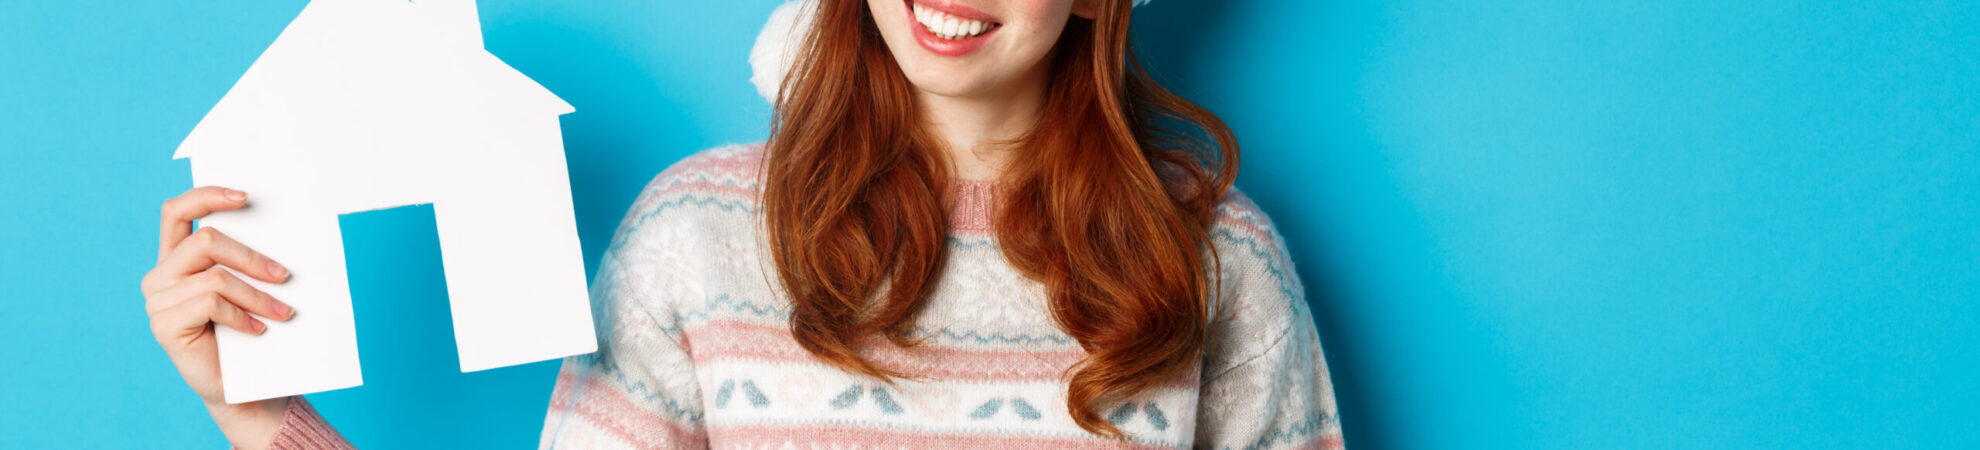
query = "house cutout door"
xmin=342 ymin=204 xmax=460 ymax=387
xmin=322 ymin=204 xmax=565 ymax=444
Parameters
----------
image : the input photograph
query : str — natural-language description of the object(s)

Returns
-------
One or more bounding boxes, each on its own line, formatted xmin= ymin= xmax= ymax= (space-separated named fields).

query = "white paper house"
xmin=176 ymin=0 xmax=596 ymax=404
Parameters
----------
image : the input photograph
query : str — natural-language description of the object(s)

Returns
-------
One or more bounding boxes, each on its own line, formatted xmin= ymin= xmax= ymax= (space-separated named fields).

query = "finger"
xmin=157 ymin=227 xmax=290 ymax=284
xmin=159 ymin=186 xmax=248 ymax=262
xmin=153 ymin=292 xmax=264 ymax=342
xmin=147 ymin=268 xmax=294 ymax=321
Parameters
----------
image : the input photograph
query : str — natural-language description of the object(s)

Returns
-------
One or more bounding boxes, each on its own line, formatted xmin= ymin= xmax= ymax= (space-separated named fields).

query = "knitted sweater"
xmin=267 ymin=144 xmax=1343 ymax=449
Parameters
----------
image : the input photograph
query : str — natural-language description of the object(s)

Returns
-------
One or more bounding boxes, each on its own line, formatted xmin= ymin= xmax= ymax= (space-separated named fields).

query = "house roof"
xmin=176 ymin=0 xmax=573 ymax=160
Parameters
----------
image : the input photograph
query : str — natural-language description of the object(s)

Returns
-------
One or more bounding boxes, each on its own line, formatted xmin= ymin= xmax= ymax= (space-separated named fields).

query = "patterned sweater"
xmin=268 ymin=144 xmax=1343 ymax=449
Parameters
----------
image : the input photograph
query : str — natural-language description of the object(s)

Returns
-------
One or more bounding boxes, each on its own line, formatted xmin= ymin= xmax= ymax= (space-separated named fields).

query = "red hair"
xmin=759 ymin=0 xmax=1238 ymax=437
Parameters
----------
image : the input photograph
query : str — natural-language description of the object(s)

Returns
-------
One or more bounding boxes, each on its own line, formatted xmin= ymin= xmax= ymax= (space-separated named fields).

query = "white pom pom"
xmin=749 ymin=0 xmax=817 ymax=104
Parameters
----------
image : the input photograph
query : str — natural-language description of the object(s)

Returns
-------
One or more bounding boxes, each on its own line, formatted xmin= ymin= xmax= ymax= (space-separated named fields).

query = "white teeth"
xmin=912 ymin=2 xmax=994 ymax=40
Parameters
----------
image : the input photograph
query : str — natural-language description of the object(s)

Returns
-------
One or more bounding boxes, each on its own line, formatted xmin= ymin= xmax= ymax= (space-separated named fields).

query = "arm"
xmin=262 ymin=397 xmax=353 ymax=450
xmin=1194 ymin=309 xmax=1344 ymax=450
xmin=538 ymin=177 xmax=711 ymax=449
xmin=1193 ymin=191 xmax=1345 ymax=450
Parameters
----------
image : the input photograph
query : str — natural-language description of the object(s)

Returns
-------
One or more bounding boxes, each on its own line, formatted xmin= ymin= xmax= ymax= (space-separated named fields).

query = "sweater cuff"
xmin=268 ymin=397 xmax=354 ymax=450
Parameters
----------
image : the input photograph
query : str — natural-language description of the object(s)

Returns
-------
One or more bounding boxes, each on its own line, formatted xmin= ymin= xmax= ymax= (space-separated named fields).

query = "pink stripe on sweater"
xmin=635 ymin=181 xmax=761 ymax=212
xmin=548 ymin=370 xmax=707 ymax=449
xmin=1212 ymin=214 xmax=1282 ymax=254
xmin=688 ymin=319 xmax=1086 ymax=383
xmin=654 ymin=147 xmax=765 ymax=180
xmin=685 ymin=320 xmax=1199 ymax=388
xmin=1298 ymin=434 xmax=1349 ymax=450
xmin=707 ymin=422 xmax=1176 ymax=449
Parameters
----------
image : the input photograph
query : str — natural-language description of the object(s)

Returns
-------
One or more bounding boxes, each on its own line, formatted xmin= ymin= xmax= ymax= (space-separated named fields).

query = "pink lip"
xmin=905 ymin=0 xmax=1002 ymax=57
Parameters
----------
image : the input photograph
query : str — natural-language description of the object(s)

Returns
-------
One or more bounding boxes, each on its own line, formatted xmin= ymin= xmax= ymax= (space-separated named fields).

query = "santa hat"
xmin=749 ymin=0 xmax=1153 ymax=103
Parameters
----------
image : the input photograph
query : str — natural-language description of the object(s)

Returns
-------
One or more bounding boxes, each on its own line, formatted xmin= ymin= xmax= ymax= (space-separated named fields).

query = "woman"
xmin=140 ymin=0 xmax=1342 ymax=448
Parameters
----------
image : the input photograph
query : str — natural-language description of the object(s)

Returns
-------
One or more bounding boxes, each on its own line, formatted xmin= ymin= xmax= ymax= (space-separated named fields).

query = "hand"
xmin=141 ymin=186 xmax=294 ymax=449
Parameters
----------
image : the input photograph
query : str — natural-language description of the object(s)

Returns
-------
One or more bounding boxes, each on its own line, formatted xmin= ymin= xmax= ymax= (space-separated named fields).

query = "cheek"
xmin=1007 ymin=0 xmax=1073 ymax=15
xmin=868 ymin=0 xmax=904 ymax=32
xmin=1002 ymin=1 xmax=1076 ymax=55
xmin=1007 ymin=0 xmax=1073 ymax=30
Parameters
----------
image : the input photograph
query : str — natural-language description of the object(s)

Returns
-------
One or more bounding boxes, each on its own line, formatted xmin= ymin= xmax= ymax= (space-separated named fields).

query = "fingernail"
xmin=271 ymin=300 xmax=293 ymax=320
xmin=250 ymin=319 xmax=266 ymax=334
xmin=223 ymin=189 xmax=246 ymax=202
xmin=267 ymin=260 xmax=288 ymax=280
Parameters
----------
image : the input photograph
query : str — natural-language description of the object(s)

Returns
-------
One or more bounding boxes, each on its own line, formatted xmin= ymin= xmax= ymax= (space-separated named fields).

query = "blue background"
xmin=2 ymin=0 xmax=1975 ymax=448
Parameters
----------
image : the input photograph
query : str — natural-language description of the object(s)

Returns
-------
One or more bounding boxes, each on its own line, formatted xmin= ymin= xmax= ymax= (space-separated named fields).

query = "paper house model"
xmin=176 ymin=0 xmax=596 ymax=404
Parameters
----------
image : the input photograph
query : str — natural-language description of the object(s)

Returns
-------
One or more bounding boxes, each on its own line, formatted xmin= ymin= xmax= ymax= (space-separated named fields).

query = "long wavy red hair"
xmin=759 ymin=0 xmax=1238 ymax=437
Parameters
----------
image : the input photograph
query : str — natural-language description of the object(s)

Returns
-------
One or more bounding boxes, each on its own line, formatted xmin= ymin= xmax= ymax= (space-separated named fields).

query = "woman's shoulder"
xmin=605 ymin=143 xmax=767 ymax=249
xmin=589 ymin=144 xmax=771 ymax=334
xmin=636 ymin=142 xmax=767 ymax=208
xmin=629 ymin=143 xmax=766 ymax=214
xmin=1205 ymin=186 xmax=1298 ymax=275
xmin=1202 ymin=186 xmax=1316 ymax=372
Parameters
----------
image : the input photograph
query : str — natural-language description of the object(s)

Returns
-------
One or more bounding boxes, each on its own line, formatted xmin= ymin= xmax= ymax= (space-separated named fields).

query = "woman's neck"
xmin=914 ymin=66 xmax=1051 ymax=182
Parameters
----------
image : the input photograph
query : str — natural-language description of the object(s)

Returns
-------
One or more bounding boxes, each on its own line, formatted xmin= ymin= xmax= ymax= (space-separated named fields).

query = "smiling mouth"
xmin=908 ymin=0 xmax=1002 ymax=41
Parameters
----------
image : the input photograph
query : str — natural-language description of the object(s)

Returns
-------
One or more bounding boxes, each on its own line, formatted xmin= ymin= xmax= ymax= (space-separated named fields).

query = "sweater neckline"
xmin=947 ymin=178 xmax=1001 ymax=235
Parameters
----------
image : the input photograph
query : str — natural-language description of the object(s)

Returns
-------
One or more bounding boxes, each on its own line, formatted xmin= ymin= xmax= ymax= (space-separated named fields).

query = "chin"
xmin=898 ymin=63 xmax=997 ymax=98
